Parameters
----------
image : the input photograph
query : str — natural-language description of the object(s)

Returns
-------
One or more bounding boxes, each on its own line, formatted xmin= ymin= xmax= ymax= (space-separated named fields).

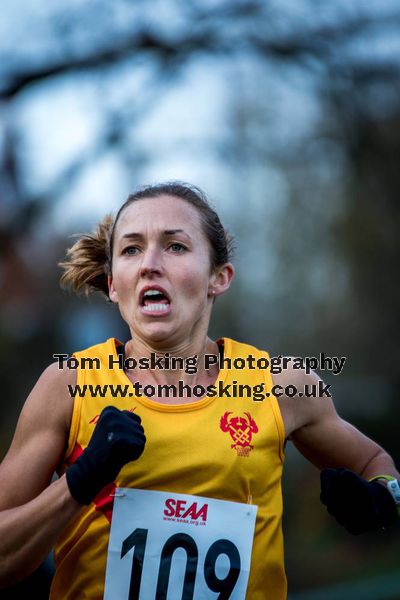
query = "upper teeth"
xmin=144 ymin=290 xmax=162 ymax=297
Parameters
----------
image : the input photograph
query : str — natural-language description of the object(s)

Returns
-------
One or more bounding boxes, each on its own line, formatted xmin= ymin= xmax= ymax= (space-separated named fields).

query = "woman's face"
xmin=108 ymin=195 xmax=234 ymax=347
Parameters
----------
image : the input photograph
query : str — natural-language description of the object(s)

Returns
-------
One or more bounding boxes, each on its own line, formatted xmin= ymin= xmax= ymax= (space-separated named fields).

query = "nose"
xmin=139 ymin=245 xmax=162 ymax=277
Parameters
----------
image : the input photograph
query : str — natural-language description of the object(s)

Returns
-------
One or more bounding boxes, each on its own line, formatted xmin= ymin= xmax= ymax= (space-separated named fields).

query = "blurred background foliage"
xmin=1 ymin=1 xmax=400 ymax=597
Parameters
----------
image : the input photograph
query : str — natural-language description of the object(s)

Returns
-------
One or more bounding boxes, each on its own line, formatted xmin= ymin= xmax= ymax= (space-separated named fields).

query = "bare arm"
xmin=274 ymin=363 xmax=399 ymax=480
xmin=0 ymin=363 xmax=82 ymax=587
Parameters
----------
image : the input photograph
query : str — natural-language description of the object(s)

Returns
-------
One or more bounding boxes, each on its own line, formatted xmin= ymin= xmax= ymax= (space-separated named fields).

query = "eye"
xmin=169 ymin=243 xmax=186 ymax=253
xmin=122 ymin=246 xmax=139 ymax=255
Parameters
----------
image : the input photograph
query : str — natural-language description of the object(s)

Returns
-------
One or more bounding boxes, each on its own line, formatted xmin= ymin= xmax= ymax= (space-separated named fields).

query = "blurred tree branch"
xmin=2 ymin=6 xmax=400 ymax=99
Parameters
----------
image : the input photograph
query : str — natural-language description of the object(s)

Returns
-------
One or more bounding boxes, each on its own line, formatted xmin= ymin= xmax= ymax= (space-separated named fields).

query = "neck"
xmin=123 ymin=336 xmax=221 ymax=389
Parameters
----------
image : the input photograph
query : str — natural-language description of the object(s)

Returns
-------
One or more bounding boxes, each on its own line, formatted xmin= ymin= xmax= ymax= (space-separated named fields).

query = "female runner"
xmin=0 ymin=182 xmax=398 ymax=599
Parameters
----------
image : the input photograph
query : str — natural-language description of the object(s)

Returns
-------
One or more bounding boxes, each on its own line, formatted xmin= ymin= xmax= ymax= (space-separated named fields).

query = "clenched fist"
xmin=66 ymin=406 xmax=146 ymax=505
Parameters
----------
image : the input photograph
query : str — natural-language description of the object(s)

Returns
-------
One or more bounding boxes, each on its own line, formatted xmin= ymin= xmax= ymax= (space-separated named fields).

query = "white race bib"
xmin=104 ymin=488 xmax=257 ymax=599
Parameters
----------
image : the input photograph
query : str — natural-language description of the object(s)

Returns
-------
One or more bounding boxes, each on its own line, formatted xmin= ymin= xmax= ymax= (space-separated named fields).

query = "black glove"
xmin=320 ymin=468 xmax=398 ymax=534
xmin=66 ymin=406 xmax=146 ymax=505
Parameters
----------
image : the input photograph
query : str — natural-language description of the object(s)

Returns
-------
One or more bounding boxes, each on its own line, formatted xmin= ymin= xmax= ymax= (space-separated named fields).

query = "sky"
xmin=2 ymin=0 xmax=400 ymax=229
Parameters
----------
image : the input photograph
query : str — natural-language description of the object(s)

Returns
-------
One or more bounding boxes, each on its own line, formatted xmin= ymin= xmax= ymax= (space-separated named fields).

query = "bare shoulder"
xmin=271 ymin=357 xmax=391 ymax=474
xmin=0 ymin=362 xmax=76 ymax=509
xmin=272 ymin=357 xmax=335 ymax=439
xmin=9 ymin=361 xmax=77 ymax=440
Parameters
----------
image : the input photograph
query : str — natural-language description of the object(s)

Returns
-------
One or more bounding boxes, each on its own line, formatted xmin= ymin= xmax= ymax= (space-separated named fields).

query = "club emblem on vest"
xmin=219 ymin=412 xmax=258 ymax=457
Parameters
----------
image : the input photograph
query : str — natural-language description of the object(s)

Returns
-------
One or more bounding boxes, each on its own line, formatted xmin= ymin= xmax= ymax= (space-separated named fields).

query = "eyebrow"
xmin=121 ymin=230 xmax=192 ymax=240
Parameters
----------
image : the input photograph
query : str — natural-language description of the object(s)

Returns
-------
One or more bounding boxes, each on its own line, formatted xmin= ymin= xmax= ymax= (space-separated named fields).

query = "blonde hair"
xmin=59 ymin=214 xmax=113 ymax=297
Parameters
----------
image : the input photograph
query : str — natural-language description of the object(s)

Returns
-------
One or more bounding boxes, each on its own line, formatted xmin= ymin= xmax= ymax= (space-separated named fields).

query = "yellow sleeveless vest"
xmin=51 ymin=337 xmax=287 ymax=599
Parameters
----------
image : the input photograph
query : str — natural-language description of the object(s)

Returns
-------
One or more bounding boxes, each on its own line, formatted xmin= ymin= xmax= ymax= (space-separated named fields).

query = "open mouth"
xmin=140 ymin=289 xmax=171 ymax=314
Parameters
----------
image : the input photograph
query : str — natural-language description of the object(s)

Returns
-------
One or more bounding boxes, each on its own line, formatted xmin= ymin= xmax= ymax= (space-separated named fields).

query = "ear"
xmin=208 ymin=262 xmax=235 ymax=298
xmin=108 ymin=273 xmax=119 ymax=303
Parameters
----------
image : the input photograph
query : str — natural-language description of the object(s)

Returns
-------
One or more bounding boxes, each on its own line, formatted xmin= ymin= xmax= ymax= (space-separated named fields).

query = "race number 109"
xmin=104 ymin=488 xmax=257 ymax=600
xmin=122 ymin=528 xmax=240 ymax=599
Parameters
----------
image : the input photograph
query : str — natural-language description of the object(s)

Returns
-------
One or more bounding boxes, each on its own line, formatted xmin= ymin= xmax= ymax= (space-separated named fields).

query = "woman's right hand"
xmin=66 ymin=406 xmax=146 ymax=505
